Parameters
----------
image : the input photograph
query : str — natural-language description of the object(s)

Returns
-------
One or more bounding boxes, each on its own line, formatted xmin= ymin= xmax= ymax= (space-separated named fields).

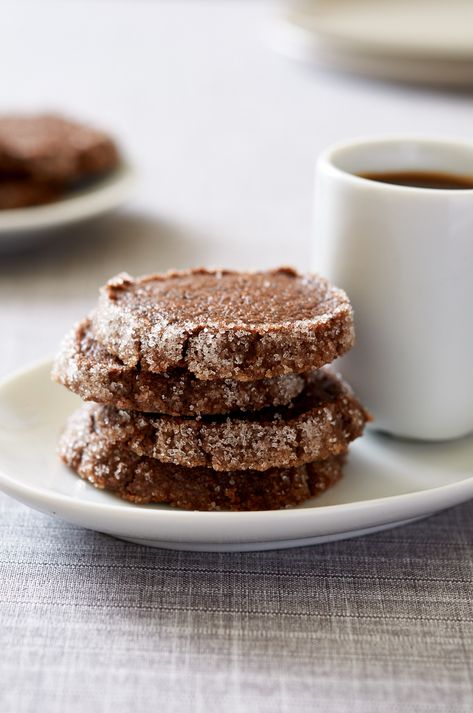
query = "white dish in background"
xmin=0 ymin=162 xmax=135 ymax=248
xmin=269 ymin=0 xmax=473 ymax=86
xmin=0 ymin=361 xmax=472 ymax=552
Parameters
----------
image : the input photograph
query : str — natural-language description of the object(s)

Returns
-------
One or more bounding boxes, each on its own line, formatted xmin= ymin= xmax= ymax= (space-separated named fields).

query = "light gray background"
xmin=1 ymin=2 xmax=472 ymax=711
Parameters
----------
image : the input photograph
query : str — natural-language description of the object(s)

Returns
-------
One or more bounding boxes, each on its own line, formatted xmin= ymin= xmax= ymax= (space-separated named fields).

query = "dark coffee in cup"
xmin=358 ymin=171 xmax=473 ymax=190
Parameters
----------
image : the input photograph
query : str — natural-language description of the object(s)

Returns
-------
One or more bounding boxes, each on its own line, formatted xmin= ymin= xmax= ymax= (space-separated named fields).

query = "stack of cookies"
xmin=53 ymin=268 xmax=369 ymax=511
xmin=0 ymin=114 xmax=119 ymax=209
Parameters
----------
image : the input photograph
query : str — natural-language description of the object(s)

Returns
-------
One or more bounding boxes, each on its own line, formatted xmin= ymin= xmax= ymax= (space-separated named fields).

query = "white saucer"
xmin=270 ymin=0 xmax=473 ymax=86
xmin=0 ymin=360 xmax=472 ymax=552
xmin=0 ymin=162 xmax=135 ymax=248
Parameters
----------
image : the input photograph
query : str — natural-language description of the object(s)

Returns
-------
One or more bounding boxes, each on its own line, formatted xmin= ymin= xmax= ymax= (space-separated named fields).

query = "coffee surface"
xmin=359 ymin=170 xmax=473 ymax=190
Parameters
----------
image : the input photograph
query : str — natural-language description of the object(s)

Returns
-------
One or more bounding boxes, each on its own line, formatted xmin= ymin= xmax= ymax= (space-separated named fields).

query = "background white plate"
xmin=270 ymin=0 xmax=473 ymax=86
xmin=0 ymin=361 xmax=472 ymax=552
xmin=0 ymin=162 xmax=135 ymax=248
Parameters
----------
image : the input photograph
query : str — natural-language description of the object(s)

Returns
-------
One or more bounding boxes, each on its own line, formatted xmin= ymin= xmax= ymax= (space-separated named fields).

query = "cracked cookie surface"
xmin=59 ymin=404 xmax=345 ymax=510
xmin=85 ymin=369 xmax=369 ymax=471
xmin=93 ymin=268 xmax=355 ymax=381
xmin=52 ymin=318 xmax=305 ymax=415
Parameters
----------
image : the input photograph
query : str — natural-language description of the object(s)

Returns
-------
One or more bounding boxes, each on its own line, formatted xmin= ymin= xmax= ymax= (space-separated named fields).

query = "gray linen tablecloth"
xmin=1 ymin=2 xmax=473 ymax=710
xmin=1 ymin=494 xmax=472 ymax=712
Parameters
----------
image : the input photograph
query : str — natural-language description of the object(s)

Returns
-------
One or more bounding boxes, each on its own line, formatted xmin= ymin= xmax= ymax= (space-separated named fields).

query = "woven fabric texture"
xmin=1 ymin=493 xmax=472 ymax=713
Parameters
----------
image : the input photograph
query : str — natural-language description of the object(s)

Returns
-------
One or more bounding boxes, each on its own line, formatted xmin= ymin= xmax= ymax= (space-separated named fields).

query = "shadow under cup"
xmin=313 ymin=136 xmax=473 ymax=441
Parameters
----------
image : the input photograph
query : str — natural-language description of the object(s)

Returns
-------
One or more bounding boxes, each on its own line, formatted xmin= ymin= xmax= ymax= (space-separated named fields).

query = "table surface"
xmin=1 ymin=2 xmax=473 ymax=711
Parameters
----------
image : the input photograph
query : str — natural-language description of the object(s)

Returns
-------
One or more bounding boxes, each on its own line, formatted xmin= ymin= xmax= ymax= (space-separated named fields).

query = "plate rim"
xmin=1 ymin=358 xmax=473 ymax=527
xmin=0 ymin=160 xmax=136 ymax=234
xmin=277 ymin=0 xmax=473 ymax=62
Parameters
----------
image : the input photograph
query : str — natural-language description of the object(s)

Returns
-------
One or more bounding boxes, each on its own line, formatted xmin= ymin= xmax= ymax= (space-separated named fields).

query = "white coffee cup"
xmin=313 ymin=136 xmax=473 ymax=441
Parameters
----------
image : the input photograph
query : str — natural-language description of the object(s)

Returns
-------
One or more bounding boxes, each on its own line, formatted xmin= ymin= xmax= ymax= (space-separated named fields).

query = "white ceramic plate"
xmin=269 ymin=0 xmax=473 ymax=86
xmin=0 ymin=162 xmax=135 ymax=248
xmin=0 ymin=360 xmax=472 ymax=552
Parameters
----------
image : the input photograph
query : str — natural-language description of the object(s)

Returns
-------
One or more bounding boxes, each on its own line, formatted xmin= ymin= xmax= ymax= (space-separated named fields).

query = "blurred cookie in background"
xmin=0 ymin=179 xmax=61 ymax=210
xmin=0 ymin=113 xmax=120 ymax=209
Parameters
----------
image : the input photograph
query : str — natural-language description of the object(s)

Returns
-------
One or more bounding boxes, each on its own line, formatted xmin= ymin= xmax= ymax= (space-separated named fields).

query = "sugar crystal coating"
xmin=92 ymin=268 xmax=355 ymax=381
xmin=59 ymin=405 xmax=344 ymax=511
xmin=54 ymin=266 xmax=367 ymax=511
xmin=88 ymin=368 xmax=370 ymax=471
xmin=52 ymin=318 xmax=305 ymax=415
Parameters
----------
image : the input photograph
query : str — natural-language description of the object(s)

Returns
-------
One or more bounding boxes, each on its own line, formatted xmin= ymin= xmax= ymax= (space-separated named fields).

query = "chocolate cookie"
xmin=59 ymin=405 xmax=344 ymax=510
xmin=93 ymin=268 xmax=354 ymax=381
xmin=90 ymin=369 xmax=369 ymax=472
xmin=0 ymin=179 xmax=61 ymax=210
xmin=0 ymin=114 xmax=119 ymax=184
xmin=52 ymin=319 xmax=305 ymax=415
